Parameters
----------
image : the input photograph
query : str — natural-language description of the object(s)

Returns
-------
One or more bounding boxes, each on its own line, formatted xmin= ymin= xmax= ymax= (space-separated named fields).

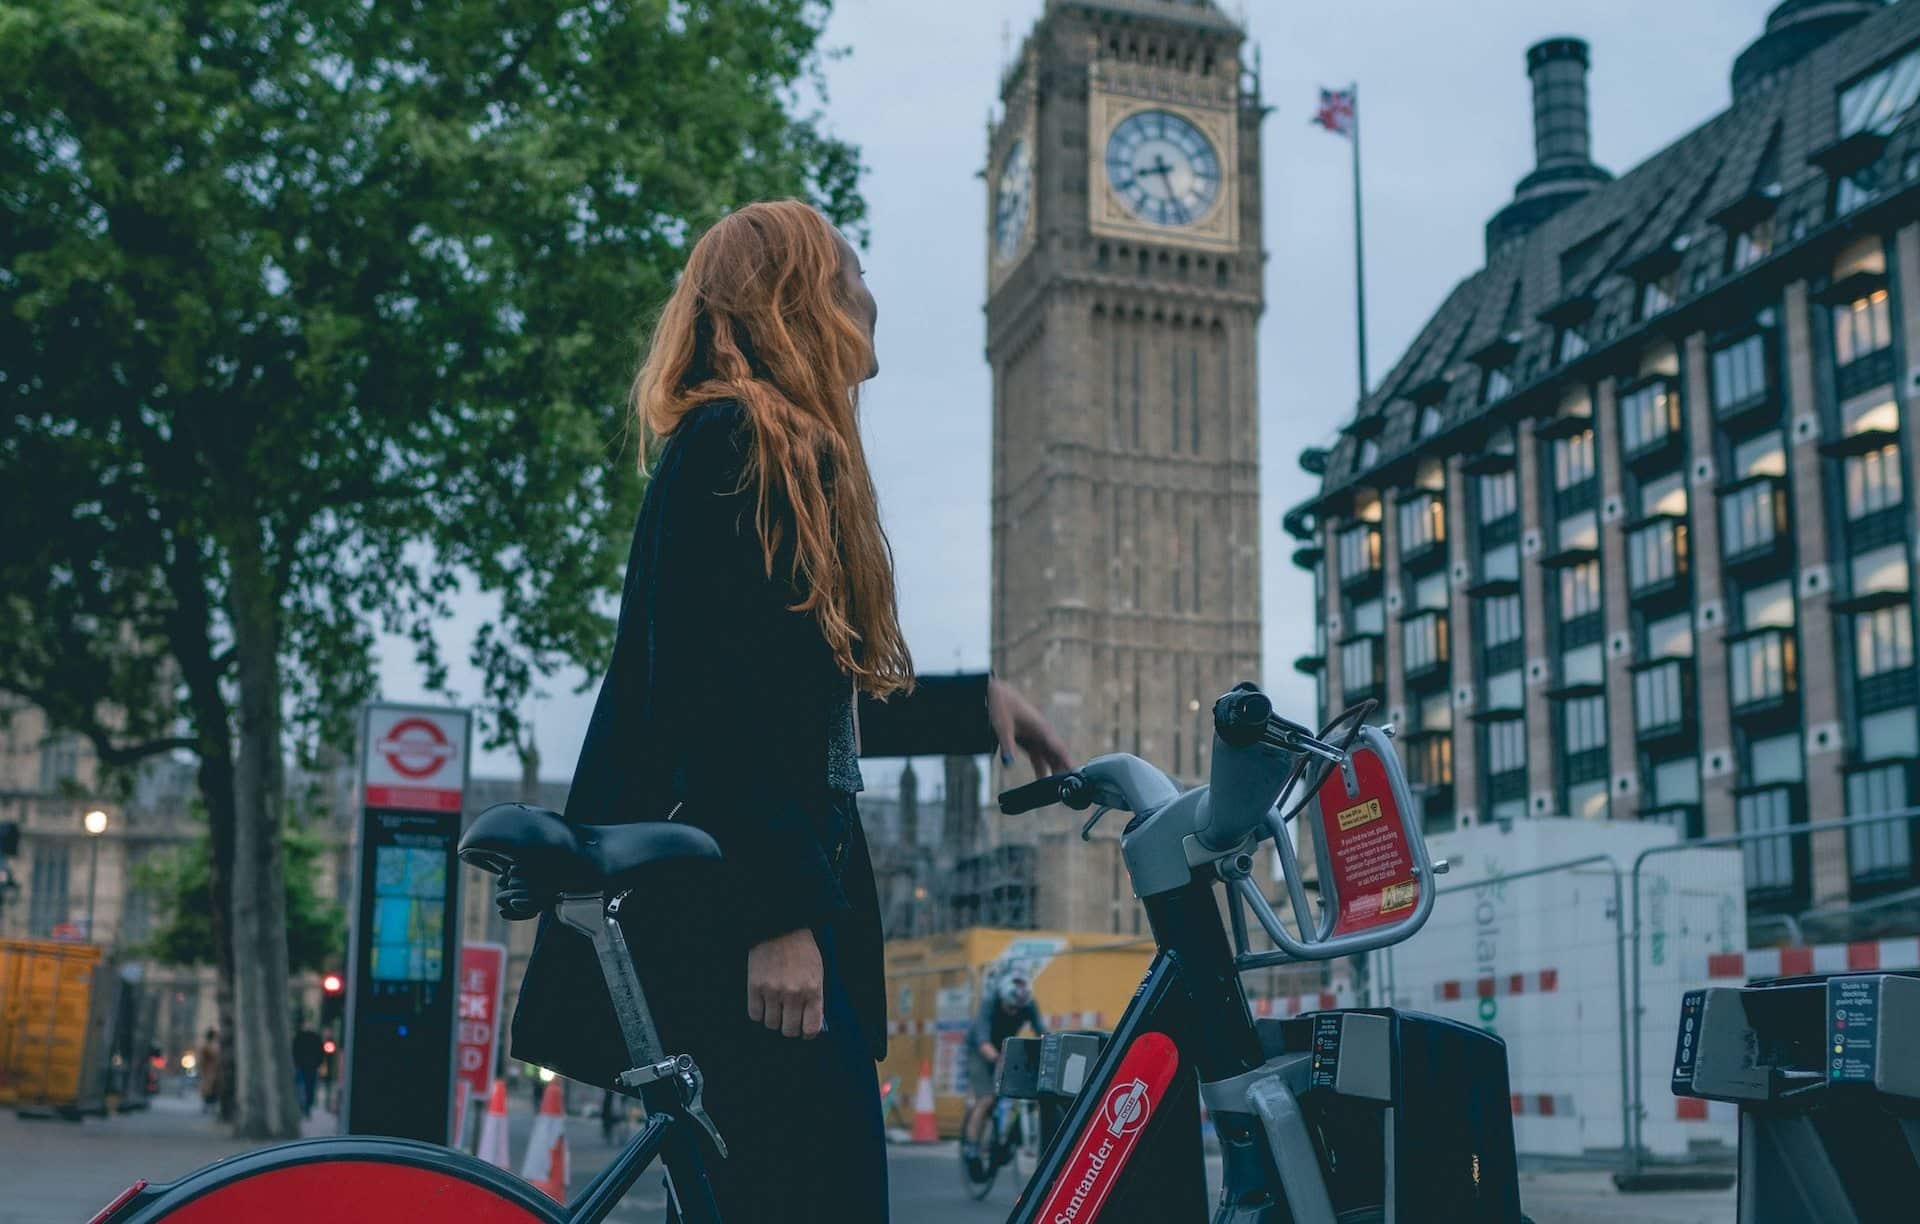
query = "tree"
xmin=0 ymin=0 xmax=862 ymax=1138
xmin=138 ymin=823 xmax=347 ymax=979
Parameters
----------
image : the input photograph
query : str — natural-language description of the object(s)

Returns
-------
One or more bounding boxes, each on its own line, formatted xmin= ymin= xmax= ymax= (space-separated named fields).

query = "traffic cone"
xmin=910 ymin=1059 xmax=939 ymax=1143
xmin=477 ymin=1080 xmax=512 ymax=1170
xmin=521 ymin=1081 xmax=570 ymax=1200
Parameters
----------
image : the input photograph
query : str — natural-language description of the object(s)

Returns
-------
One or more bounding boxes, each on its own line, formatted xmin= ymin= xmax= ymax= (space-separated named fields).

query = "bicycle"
xmin=960 ymin=1094 xmax=1035 ymax=1200
xmin=89 ymin=681 xmax=1527 ymax=1223
xmin=87 ymin=812 xmax=732 ymax=1224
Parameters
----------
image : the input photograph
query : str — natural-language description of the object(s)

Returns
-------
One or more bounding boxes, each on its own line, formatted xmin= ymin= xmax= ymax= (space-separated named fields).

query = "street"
xmin=1 ymin=1088 xmax=1736 ymax=1223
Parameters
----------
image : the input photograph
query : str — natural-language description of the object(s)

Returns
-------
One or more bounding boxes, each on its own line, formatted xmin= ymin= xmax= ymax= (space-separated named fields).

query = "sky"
xmin=381 ymin=0 xmax=1781 ymax=783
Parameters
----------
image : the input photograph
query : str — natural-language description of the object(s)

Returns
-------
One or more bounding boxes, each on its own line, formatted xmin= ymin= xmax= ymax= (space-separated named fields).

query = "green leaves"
xmin=1 ymin=0 xmax=865 ymax=755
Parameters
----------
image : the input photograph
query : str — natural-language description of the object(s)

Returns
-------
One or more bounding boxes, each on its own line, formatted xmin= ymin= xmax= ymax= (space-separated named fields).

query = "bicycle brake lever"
xmin=680 ymin=1064 xmax=728 ymax=1160
xmin=1080 ymin=805 xmax=1114 ymax=841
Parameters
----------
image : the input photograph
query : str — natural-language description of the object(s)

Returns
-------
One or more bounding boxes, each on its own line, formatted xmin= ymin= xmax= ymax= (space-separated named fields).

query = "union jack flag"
xmin=1312 ymin=87 xmax=1356 ymax=137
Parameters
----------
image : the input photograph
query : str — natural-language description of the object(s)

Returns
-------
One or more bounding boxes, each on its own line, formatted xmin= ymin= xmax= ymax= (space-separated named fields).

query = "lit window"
xmin=1742 ymin=579 xmax=1796 ymax=630
xmin=1844 ymin=444 xmax=1903 ymax=520
xmin=1568 ymin=779 xmax=1609 ymax=821
xmin=1640 ymin=471 xmax=1688 ymax=519
xmin=1553 ymin=431 xmax=1596 ymax=490
xmin=1851 ymin=543 xmax=1911 ymax=596
xmin=1419 ymin=692 xmax=1453 ymax=732
xmin=1854 ymin=606 xmax=1914 ymax=679
xmin=1835 ymin=290 xmax=1893 ymax=365
xmin=1402 ymin=613 xmax=1448 ymax=674
xmin=1627 ymin=521 xmax=1685 ymax=594
xmin=1647 ymin=612 xmax=1694 ymax=659
xmin=1842 ymin=390 xmax=1900 ymax=436
xmin=1398 ymin=492 xmax=1446 ymax=555
xmin=1620 ymin=383 xmax=1675 ymax=455
xmin=1730 ymin=631 xmax=1795 ymax=707
xmin=1558 ymin=511 xmax=1599 ymax=552
xmin=1733 ymin=431 xmax=1787 ymax=479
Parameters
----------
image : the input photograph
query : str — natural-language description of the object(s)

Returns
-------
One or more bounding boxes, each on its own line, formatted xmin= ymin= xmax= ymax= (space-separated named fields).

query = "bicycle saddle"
xmin=459 ymin=802 xmax=720 ymax=895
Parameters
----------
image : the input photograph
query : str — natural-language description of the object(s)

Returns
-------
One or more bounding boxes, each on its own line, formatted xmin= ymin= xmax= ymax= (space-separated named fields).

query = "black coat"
xmin=508 ymin=399 xmax=996 ymax=1082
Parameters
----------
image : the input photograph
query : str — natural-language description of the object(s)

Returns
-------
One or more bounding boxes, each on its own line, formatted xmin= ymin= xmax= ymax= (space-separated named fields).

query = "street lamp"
xmin=83 ymin=809 xmax=108 ymax=943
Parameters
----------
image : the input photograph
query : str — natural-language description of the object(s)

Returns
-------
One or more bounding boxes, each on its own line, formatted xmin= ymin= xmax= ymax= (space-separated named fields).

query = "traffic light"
xmin=321 ymin=970 xmax=346 ymax=1028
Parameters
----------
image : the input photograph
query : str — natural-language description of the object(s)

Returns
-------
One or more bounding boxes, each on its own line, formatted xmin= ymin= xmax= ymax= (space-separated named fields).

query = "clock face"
xmin=994 ymin=139 xmax=1033 ymax=261
xmin=1103 ymin=110 xmax=1222 ymax=228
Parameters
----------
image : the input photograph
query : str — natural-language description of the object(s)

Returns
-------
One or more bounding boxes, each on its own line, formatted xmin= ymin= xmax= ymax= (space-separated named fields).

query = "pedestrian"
xmin=502 ymin=200 xmax=1071 ymax=1222
xmin=196 ymin=1028 xmax=222 ymax=1115
xmin=292 ymin=1022 xmax=324 ymax=1120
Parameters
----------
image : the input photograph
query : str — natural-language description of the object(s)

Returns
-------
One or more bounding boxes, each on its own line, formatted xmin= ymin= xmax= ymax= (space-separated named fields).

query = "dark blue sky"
xmin=385 ymin=0 xmax=1781 ymax=782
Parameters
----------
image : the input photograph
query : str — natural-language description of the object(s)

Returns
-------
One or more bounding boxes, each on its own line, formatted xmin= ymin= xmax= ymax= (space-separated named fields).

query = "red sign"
xmin=1034 ymin=1030 xmax=1180 ymax=1223
xmin=1315 ymin=742 xmax=1421 ymax=936
xmin=451 ymin=942 xmax=507 ymax=1147
xmin=363 ymin=706 xmax=469 ymax=813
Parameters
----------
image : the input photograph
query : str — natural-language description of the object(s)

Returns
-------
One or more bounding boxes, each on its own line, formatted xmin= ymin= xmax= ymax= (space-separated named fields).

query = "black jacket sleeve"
xmin=652 ymin=407 xmax=850 ymax=946
xmin=857 ymin=672 xmax=998 ymax=759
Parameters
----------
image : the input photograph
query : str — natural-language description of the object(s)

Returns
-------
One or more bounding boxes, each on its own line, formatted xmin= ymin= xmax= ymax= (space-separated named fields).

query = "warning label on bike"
xmin=1828 ymin=976 xmax=1880 ymax=1086
xmin=1315 ymin=745 xmax=1420 ymax=937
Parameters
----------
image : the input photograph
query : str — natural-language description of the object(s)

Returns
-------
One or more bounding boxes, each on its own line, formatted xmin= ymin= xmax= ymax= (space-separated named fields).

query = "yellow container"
xmin=0 ymin=938 xmax=103 ymax=1108
xmin=878 ymin=928 xmax=1153 ymax=1138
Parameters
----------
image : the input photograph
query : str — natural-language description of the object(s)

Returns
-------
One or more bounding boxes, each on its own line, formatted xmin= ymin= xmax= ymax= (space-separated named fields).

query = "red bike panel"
xmin=1314 ymin=743 xmax=1420 ymax=936
xmin=154 ymin=1161 xmax=551 ymax=1223
xmin=1033 ymin=1030 xmax=1181 ymax=1223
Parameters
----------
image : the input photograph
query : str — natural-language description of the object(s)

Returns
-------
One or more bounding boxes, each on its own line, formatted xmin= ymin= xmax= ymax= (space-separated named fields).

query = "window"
xmin=1358 ymin=438 xmax=1380 ymax=469
xmin=1341 ymin=638 xmax=1381 ymax=696
xmin=1408 ymin=733 xmax=1454 ymax=790
xmin=1835 ymin=289 xmax=1893 ymax=366
xmin=1844 ymin=443 xmax=1903 ymax=519
xmin=1568 ymin=779 xmax=1609 ymax=821
xmin=1402 ymin=613 xmax=1448 ymax=676
xmin=1564 ymin=695 xmax=1607 ymax=753
xmin=1711 ymin=334 xmax=1768 ymax=411
xmin=1483 ymin=595 xmax=1523 ymax=648
xmin=1484 ymin=365 xmax=1514 ymax=404
xmin=1722 ymin=478 xmax=1783 ymax=559
xmin=1349 ymin=597 xmax=1385 ymax=636
xmin=1743 ymin=579 xmax=1796 ymax=629
xmin=1635 ymin=660 xmax=1688 ymax=734
xmin=1862 ymin=708 xmax=1920 ymax=759
xmin=27 ymin=843 xmax=71 ymax=937
xmin=1839 ymin=46 xmax=1920 ymax=137
xmin=1640 ymin=472 xmax=1687 ymax=519
xmin=1846 ymin=764 xmax=1912 ymax=879
xmin=1653 ymin=757 xmax=1701 ymax=806
xmin=38 ymin=737 xmax=79 ymax=791
xmin=1732 ymin=221 xmax=1773 ymax=273
xmin=1564 ymin=642 xmax=1604 ymax=687
xmin=1418 ymin=405 xmax=1444 ymax=439
xmin=1737 ymin=787 xmax=1798 ymax=892
xmin=1398 ymin=491 xmax=1445 ymax=557
xmin=1558 ymin=326 xmax=1590 ymax=363
xmin=1487 ymin=718 xmax=1526 ymax=775
xmin=1733 ymin=431 xmax=1787 ymax=479
xmin=1641 ymin=273 xmax=1677 ymax=320
xmin=1482 ymin=542 xmax=1520 ymax=583
xmin=1411 ymin=570 xmax=1450 ymax=613
xmin=1842 ymin=390 xmax=1900 ymax=436
xmin=1730 ymin=629 xmax=1795 ymax=707
xmin=1479 ymin=470 xmax=1518 ymax=523
xmin=1627 ymin=521 xmax=1685 ymax=593
xmin=1620 ymin=383 xmax=1676 ymax=455
xmin=1561 ymin=559 xmax=1603 ymax=620
xmin=1750 ymin=732 xmax=1804 ymax=784
xmin=1553 ymin=431 xmax=1596 ymax=490
xmin=1647 ymin=612 xmax=1694 ymax=659
xmin=1557 ymin=510 xmax=1598 ymax=553
xmin=1852 ymin=543 xmax=1911 ymax=596
xmin=1855 ymin=606 xmax=1914 ymax=678
xmin=1487 ymin=669 xmax=1524 ymax=712
xmin=1419 ymin=691 xmax=1453 ymax=732
xmin=1337 ymin=522 xmax=1380 ymax=582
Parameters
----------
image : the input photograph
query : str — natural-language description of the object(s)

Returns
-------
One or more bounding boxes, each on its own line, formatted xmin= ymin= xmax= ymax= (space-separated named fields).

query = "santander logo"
xmin=1038 ymin=1032 xmax=1179 ymax=1224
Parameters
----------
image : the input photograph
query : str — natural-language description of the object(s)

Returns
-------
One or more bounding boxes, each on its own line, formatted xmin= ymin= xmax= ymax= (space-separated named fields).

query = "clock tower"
xmin=987 ymin=0 xmax=1265 ymax=932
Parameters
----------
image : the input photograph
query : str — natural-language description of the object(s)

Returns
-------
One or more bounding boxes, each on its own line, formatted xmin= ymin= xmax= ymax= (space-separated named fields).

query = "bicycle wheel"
xmin=92 ymin=1136 xmax=567 ymax=1224
xmin=960 ymin=1138 xmax=998 ymax=1201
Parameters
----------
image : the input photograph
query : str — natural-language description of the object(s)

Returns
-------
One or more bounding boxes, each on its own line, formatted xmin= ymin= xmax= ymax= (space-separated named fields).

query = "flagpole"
xmin=1350 ymin=80 xmax=1370 ymax=400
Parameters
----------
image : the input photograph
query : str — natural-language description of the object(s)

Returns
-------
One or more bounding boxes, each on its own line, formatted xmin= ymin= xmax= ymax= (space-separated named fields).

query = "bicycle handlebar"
xmin=998 ymin=773 xmax=1090 ymax=815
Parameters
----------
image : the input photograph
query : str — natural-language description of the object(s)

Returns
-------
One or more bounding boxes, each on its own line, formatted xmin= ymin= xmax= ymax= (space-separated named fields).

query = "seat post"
xmin=556 ymin=892 xmax=664 ymax=1070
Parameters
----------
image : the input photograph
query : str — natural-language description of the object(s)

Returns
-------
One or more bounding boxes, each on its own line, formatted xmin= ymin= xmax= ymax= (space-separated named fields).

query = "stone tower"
xmin=987 ymin=0 xmax=1265 ymax=931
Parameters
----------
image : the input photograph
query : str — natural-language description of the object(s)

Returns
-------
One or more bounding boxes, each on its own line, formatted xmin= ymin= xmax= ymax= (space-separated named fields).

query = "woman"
xmin=508 ymin=200 xmax=1070 ymax=1221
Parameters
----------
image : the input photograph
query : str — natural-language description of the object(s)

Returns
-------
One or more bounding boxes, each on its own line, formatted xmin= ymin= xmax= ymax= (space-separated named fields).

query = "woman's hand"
xmin=987 ymin=678 xmax=1073 ymax=778
xmin=747 ymin=928 xmax=825 ymax=1039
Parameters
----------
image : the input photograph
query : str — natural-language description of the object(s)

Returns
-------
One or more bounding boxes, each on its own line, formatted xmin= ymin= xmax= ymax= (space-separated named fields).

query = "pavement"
xmin=2 ymin=1086 xmax=1736 ymax=1223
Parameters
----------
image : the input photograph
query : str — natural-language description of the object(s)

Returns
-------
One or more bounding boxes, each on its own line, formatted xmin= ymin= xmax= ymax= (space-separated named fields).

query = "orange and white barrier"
xmin=910 ymin=1060 xmax=939 ymax=1144
xmin=477 ymin=1080 xmax=512 ymax=1170
xmin=1709 ymin=938 xmax=1920 ymax=980
xmin=521 ymin=1081 xmax=569 ymax=1200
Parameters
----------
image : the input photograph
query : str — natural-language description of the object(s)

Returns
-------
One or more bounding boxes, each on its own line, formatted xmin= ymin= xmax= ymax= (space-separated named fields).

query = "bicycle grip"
xmin=998 ymin=773 xmax=1077 ymax=815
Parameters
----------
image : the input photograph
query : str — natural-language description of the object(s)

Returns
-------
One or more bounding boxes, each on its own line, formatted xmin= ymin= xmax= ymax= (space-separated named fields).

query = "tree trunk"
xmin=225 ymin=530 xmax=301 ymax=1140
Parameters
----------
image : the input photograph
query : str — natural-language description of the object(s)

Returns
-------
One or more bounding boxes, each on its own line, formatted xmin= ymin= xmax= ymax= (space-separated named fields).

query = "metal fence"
xmin=1373 ymin=805 xmax=1920 ymax=1173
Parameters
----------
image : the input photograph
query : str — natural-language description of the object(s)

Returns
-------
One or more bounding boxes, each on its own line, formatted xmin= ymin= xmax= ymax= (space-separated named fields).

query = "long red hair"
xmin=633 ymin=200 xmax=913 ymax=697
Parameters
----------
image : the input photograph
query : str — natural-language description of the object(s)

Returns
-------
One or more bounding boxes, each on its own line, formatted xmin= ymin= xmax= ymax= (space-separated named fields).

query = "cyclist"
xmin=504 ymin=200 xmax=1071 ymax=1223
xmin=962 ymin=970 xmax=1045 ymax=1171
